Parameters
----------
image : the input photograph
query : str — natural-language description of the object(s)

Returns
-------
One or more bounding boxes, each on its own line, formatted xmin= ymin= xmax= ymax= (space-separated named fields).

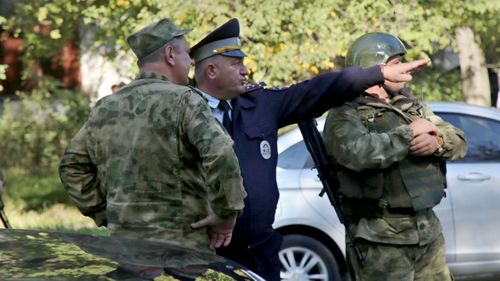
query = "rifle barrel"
xmin=298 ymin=119 xmax=364 ymax=265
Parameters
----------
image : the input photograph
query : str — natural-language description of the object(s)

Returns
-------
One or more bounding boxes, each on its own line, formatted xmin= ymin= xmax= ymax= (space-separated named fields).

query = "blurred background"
xmin=0 ymin=0 xmax=498 ymax=233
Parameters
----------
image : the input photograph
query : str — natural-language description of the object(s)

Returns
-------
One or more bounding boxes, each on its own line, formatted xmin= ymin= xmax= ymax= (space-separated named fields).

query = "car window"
xmin=279 ymin=110 xmax=500 ymax=169
xmin=437 ymin=112 xmax=500 ymax=162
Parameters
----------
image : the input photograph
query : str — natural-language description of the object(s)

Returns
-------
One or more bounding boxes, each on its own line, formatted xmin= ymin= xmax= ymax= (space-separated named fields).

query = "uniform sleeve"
xmin=272 ymin=65 xmax=384 ymax=127
xmin=424 ymin=105 xmax=468 ymax=160
xmin=323 ymin=105 xmax=414 ymax=172
xmin=59 ymin=122 xmax=107 ymax=226
xmin=181 ymin=92 xmax=246 ymax=218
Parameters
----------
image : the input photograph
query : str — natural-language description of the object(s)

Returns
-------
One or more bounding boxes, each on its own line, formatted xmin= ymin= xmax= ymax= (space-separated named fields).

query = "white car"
xmin=275 ymin=102 xmax=500 ymax=281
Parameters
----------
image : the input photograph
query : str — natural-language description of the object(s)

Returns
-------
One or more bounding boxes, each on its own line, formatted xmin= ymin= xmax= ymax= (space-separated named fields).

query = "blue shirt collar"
xmin=199 ymin=90 xmax=233 ymax=110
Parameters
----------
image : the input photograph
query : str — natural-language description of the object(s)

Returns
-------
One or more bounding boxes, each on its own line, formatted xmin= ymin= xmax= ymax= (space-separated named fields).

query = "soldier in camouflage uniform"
xmin=59 ymin=18 xmax=247 ymax=250
xmin=323 ymin=32 xmax=467 ymax=281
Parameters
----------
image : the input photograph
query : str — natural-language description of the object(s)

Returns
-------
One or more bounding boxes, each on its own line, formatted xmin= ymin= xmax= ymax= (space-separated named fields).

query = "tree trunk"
xmin=456 ymin=27 xmax=491 ymax=106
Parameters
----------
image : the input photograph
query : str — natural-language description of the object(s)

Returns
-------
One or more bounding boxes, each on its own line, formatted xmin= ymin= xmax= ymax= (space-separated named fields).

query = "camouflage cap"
xmin=127 ymin=18 xmax=192 ymax=61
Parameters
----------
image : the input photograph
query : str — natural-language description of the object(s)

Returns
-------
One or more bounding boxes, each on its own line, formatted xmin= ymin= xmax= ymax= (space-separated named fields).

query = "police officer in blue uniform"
xmin=190 ymin=18 xmax=428 ymax=281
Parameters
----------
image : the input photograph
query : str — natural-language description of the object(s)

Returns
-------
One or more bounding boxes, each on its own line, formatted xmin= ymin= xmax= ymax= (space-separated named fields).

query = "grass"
xmin=1 ymin=167 xmax=105 ymax=235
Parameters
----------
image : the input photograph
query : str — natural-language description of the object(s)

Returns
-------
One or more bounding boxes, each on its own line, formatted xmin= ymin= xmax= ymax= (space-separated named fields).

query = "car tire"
xmin=279 ymin=234 xmax=342 ymax=281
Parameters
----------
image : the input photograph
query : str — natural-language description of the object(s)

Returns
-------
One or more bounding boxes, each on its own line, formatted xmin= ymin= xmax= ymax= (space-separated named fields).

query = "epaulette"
xmin=266 ymin=85 xmax=289 ymax=91
xmin=244 ymin=82 xmax=267 ymax=93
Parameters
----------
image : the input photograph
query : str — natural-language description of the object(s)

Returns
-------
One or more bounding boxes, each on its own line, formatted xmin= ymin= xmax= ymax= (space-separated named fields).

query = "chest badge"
xmin=260 ymin=140 xmax=271 ymax=160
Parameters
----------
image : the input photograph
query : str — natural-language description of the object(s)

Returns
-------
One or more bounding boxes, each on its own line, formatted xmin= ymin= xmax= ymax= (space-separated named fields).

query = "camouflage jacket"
xmin=59 ymin=72 xmax=246 ymax=249
xmin=324 ymin=92 xmax=467 ymax=245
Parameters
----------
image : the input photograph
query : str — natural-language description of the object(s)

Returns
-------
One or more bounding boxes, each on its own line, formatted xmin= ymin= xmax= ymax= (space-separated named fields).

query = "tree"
xmin=456 ymin=27 xmax=491 ymax=106
xmin=1 ymin=0 xmax=499 ymax=101
xmin=1 ymin=0 xmax=499 ymax=171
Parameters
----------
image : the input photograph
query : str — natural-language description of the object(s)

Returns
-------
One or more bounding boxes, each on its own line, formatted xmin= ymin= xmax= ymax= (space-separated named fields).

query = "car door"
xmin=435 ymin=110 xmax=500 ymax=275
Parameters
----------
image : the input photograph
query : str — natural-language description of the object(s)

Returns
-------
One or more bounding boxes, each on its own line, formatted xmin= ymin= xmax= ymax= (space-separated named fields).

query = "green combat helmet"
xmin=345 ymin=32 xmax=407 ymax=68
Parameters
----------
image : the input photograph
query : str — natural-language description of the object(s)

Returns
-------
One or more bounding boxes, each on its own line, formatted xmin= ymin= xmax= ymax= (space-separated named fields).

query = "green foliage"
xmin=81 ymin=0 xmax=162 ymax=58
xmin=2 ymin=167 xmax=69 ymax=211
xmin=1 ymin=167 xmax=104 ymax=233
xmin=6 ymin=1 xmax=81 ymax=63
xmin=442 ymin=0 xmax=499 ymax=65
xmin=0 ymin=78 xmax=90 ymax=170
xmin=5 ymin=0 xmax=499 ymax=100
xmin=0 ymin=64 xmax=6 ymax=92
xmin=409 ymin=68 xmax=464 ymax=102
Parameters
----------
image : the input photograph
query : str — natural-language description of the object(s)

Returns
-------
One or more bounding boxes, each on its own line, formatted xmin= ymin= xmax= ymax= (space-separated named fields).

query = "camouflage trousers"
xmin=347 ymin=233 xmax=453 ymax=281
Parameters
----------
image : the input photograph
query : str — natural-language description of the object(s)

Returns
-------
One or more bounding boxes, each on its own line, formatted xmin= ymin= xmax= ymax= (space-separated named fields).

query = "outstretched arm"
xmin=381 ymin=59 xmax=429 ymax=83
xmin=270 ymin=59 xmax=429 ymax=127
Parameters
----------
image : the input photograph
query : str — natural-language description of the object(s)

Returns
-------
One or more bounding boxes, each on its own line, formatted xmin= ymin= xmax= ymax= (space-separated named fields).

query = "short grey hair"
xmin=194 ymin=55 xmax=222 ymax=82
xmin=138 ymin=36 xmax=184 ymax=67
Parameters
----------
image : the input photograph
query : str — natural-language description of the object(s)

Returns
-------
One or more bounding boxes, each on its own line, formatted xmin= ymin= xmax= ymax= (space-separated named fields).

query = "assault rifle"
xmin=0 ymin=197 xmax=11 ymax=228
xmin=298 ymin=119 xmax=364 ymax=265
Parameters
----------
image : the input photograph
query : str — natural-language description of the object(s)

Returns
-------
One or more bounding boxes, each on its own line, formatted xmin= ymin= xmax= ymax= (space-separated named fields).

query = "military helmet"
xmin=345 ymin=32 xmax=407 ymax=68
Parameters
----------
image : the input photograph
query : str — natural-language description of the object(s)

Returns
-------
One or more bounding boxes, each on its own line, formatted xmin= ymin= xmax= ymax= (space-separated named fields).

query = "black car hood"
xmin=0 ymin=229 xmax=262 ymax=280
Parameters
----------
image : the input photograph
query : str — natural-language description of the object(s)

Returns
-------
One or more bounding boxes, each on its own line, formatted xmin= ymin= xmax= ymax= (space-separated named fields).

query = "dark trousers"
xmin=217 ymin=231 xmax=283 ymax=281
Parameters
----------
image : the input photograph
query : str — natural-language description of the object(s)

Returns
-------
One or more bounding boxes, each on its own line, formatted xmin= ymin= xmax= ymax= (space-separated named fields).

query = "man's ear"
xmin=164 ymin=45 xmax=176 ymax=66
xmin=206 ymin=63 xmax=217 ymax=80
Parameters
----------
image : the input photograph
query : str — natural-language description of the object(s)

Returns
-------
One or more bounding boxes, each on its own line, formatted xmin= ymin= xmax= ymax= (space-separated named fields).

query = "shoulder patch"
xmin=244 ymin=82 xmax=267 ymax=93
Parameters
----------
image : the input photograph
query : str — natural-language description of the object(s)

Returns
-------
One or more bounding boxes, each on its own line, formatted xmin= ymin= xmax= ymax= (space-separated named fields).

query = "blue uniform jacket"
xmin=228 ymin=66 xmax=384 ymax=248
